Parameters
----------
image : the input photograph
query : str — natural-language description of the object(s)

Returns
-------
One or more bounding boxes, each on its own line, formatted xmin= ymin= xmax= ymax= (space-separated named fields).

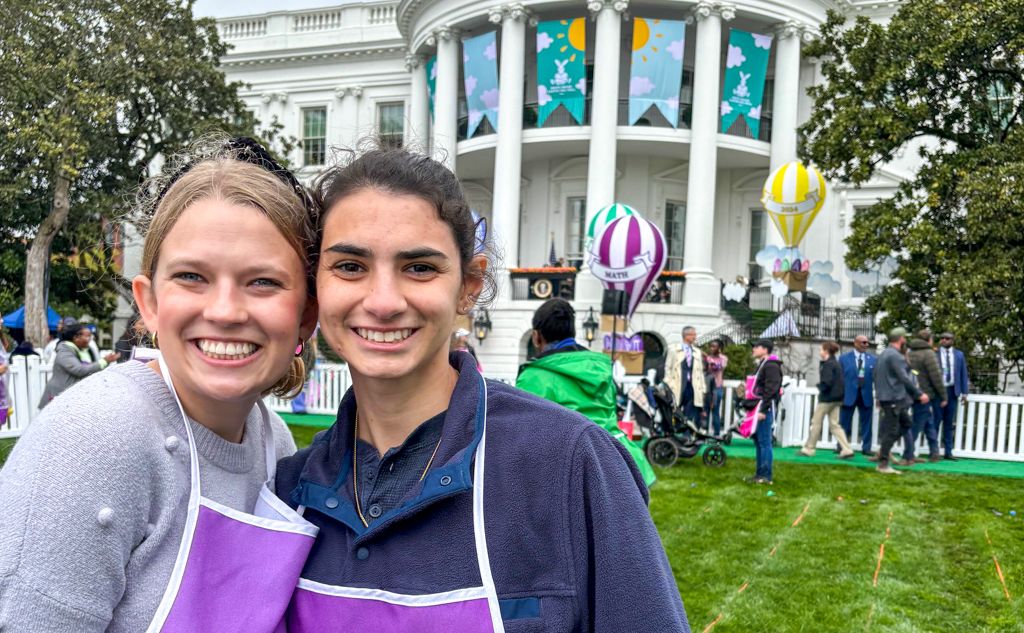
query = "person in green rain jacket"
xmin=516 ymin=299 xmax=657 ymax=487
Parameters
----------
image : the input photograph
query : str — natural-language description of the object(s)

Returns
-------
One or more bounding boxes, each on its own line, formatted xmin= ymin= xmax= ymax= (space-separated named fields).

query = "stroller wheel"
xmin=646 ymin=438 xmax=679 ymax=468
xmin=702 ymin=445 xmax=727 ymax=468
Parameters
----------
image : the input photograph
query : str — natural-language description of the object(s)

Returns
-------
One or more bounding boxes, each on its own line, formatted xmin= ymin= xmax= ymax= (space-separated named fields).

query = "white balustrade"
xmin=292 ymin=10 xmax=344 ymax=32
xmin=367 ymin=4 xmax=397 ymax=25
xmin=219 ymin=18 xmax=267 ymax=40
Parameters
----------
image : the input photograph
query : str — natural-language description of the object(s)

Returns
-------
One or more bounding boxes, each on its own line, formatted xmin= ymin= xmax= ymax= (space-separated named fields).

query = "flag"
xmin=720 ymin=29 xmax=773 ymax=138
xmin=628 ymin=18 xmax=686 ymax=126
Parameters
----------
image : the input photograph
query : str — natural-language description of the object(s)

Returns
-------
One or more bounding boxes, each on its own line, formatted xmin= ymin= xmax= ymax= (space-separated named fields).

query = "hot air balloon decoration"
xmin=588 ymin=213 xmax=667 ymax=319
xmin=585 ymin=203 xmax=639 ymax=252
xmin=761 ymin=162 xmax=826 ymax=291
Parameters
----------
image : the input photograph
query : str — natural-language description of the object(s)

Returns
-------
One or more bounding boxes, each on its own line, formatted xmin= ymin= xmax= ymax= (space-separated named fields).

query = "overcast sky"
xmin=193 ymin=0 xmax=347 ymax=18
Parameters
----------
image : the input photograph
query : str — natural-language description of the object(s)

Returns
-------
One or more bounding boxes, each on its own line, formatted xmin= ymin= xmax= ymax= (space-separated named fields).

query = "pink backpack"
xmin=737 ymin=356 xmax=782 ymax=438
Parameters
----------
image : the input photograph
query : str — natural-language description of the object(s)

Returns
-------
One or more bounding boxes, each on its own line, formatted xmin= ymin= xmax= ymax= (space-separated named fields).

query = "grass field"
xmin=4 ymin=424 xmax=1024 ymax=631
xmin=651 ymin=455 xmax=1024 ymax=632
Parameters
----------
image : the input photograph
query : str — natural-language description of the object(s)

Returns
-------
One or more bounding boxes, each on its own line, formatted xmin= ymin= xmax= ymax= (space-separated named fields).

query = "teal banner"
xmin=426 ymin=55 xmax=437 ymax=118
xmin=462 ymin=31 xmax=500 ymax=137
xmin=628 ymin=18 xmax=686 ymax=127
xmin=536 ymin=18 xmax=586 ymax=126
xmin=720 ymin=29 xmax=772 ymax=137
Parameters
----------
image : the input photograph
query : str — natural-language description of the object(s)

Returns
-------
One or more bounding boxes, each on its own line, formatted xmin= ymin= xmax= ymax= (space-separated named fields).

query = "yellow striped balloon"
xmin=760 ymin=161 xmax=827 ymax=247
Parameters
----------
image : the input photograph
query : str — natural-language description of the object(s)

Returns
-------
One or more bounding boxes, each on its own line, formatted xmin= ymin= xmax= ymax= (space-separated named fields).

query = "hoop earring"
xmin=152 ymin=332 xmax=159 ymax=349
xmin=295 ymin=339 xmax=304 ymax=356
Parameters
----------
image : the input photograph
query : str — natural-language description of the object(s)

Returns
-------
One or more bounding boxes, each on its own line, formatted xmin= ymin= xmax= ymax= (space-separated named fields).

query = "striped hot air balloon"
xmin=585 ymin=203 xmax=640 ymax=251
xmin=588 ymin=215 xmax=667 ymax=318
xmin=761 ymin=161 xmax=827 ymax=247
xmin=470 ymin=209 xmax=488 ymax=255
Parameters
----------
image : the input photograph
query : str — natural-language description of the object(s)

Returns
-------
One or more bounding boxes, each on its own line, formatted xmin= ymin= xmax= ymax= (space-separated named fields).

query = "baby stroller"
xmin=627 ymin=380 xmax=733 ymax=468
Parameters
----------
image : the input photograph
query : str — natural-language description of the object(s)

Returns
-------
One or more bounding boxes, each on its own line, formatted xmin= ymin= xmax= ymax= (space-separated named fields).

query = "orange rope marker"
xmin=769 ymin=545 xmax=778 ymax=558
xmin=738 ymin=582 xmax=749 ymax=594
xmin=985 ymin=528 xmax=1012 ymax=601
xmin=872 ymin=512 xmax=894 ymax=587
xmin=791 ymin=503 xmax=810 ymax=528
xmin=702 ymin=613 xmax=724 ymax=633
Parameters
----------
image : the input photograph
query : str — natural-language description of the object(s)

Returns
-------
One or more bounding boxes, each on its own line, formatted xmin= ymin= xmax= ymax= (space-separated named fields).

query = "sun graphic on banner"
xmin=632 ymin=19 xmax=667 ymax=63
xmin=556 ymin=18 xmax=586 ymax=62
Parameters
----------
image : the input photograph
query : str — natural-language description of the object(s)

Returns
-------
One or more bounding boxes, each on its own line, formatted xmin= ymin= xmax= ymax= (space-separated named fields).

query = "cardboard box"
xmin=604 ymin=350 xmax=645 ymax=374
xmin=600 ymin=315 xmax=629 ymax=333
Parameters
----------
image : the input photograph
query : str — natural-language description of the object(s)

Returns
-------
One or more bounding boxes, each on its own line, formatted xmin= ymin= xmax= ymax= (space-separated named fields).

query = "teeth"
xmin=356 ymin=329 xmax=412 ymax=343
xmin=196 ymin=339 xmax=258 ymax=360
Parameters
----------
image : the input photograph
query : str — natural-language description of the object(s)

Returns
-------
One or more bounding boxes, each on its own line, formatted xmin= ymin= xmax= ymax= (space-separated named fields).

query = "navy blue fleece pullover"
xmin=275 ymin=353 xmax=689 ymax=632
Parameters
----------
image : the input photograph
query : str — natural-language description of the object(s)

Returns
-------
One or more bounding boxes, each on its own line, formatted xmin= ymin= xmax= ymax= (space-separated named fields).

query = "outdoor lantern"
xmin=583 ymin=307 xmax=599 ymax=346
xmin=473 ymin=309 xmax=492 ymax=343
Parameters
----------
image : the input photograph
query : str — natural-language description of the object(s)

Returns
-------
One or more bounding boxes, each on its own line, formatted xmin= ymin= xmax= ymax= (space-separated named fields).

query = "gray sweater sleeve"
xmin=0 ymin=385 xmax=153 ymax=632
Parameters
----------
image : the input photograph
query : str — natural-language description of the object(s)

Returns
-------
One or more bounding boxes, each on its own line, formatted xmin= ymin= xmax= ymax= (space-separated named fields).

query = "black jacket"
xmin=744 ymin=357 xmax=783 ymax=410
xmin=817 ymin=357 xmax=845 ymax=402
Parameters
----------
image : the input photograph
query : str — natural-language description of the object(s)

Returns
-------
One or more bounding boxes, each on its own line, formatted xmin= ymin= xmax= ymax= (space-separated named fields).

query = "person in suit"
xmin=936 ymin=332 xmax=969 ymax=460
xmin=665 ymin=325 xmax=705 ymax=425
xmin=839 ymin=335 xmax=877 ymax=456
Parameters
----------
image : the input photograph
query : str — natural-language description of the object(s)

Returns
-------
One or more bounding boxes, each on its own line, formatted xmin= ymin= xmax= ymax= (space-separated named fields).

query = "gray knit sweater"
xmin=0 ymin=361 xmax=296 ymax=632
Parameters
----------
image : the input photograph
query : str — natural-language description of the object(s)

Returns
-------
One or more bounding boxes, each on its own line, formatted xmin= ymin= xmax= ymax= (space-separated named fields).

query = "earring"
xmin=151 ymin=332 xmax=159 ymax=349
xmin=295 ymin=340 xmax=304 ymax=356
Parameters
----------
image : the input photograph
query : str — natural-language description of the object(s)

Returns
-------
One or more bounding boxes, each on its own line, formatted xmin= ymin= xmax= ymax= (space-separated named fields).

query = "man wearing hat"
xmin=937 ymin=332 xmax=969 ymax=460
xmin=873 ymin=327 xmax=929 ymax=474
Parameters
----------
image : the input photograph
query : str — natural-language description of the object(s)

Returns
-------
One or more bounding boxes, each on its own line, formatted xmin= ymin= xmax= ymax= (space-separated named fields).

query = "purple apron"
xmin=147 ymin=356 xmax=319 ymax=633
xmin=287 ymin=381 xmax=505 ymax=633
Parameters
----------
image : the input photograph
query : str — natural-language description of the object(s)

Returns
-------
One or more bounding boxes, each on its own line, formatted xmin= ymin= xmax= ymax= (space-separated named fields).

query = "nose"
xmin=362 ymin=268 xmax=407 ymax=321
xmin=203 ymin=279 xmax=248 ymax=325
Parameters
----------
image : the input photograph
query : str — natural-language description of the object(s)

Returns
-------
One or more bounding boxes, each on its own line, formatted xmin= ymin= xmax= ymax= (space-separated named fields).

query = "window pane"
xmin=748 ymin=209 xmax=766 ymax=282
xmin=378 ymin=102 xmax=405 ymax=148
xmin=302 ymin=107 xmax=327 ymax=166
xmin=665 ymin=201 xmax=686 ymax=271
xmin=566 ymin=197 xmax=587 ymax=261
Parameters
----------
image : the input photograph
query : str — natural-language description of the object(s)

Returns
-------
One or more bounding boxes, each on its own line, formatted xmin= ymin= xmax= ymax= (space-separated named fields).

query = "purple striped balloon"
xmin=588 ymin=215 xmax=667 ymax=318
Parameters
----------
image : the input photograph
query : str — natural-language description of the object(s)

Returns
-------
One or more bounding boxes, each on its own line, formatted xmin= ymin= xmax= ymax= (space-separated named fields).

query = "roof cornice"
xmin=222 ymin=41 xmax=407 ymax=67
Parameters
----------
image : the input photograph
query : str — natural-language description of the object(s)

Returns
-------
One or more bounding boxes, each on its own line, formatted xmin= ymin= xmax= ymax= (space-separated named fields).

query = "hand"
xmin=941 ymin=401 xmax=948 ymax=408
xmin=919 ymin=393 xmax=930 ymax=404
xmin=104 ymin=352 xmax=121 ymax=363
xmin=757 ymin=413 xmax=766 ymax=421
xmin=0 ymin=363 xmax=6 ymax=375
xmin=961 ymin=395 xmax=968 ymax=405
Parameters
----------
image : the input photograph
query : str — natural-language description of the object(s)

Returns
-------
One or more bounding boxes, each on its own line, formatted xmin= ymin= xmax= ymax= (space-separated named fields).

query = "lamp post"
xmin=473 ymin=309 xmax=492 ymax=344
xmin=582 ymin=307 xmax=599 ymax=347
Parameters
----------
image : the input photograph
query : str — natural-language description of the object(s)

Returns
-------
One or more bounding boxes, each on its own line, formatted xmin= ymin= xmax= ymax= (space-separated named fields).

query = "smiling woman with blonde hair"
xmin=0 ymin=136 xmax=319 ymax=632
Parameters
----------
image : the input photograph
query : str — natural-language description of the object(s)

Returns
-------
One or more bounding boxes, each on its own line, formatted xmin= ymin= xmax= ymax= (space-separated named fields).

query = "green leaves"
xmin=801 ymin=0 xmax=1024 ymax=391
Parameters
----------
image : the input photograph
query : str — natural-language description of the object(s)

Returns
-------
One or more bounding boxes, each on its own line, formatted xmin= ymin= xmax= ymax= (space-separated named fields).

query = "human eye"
xmin=172 ymin=272 xmax=204 ymax=284
xmin=251 ymin=278 xmax=283 ymax=289
xmin=332 ymin=261 xmax=366 ymax=277
xmin=405 ymin=263 xmax=439 ymax=278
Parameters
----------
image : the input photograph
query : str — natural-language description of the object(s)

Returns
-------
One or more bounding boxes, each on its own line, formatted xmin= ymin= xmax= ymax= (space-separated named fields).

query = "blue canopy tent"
xmin=2 ymin=306 xmax=62 ymax=331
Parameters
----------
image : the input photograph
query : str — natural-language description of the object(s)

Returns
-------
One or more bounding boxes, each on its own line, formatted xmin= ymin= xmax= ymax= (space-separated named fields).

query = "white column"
xmin=682 ymin=1 xmax=734 ymax=310
xmin=431 ymin=26 xmax=460 ymax=171
xmin=765 ymin=21 xmax=806 ymax=247
xmin=333 ymin=86 xmax=362 ymax=149
xmin=583 ymin=0 xmax=628 ymax=227
xmin=489 ymin=4 xmax=529 ymax=278
xmin=405 ymin=53 xmax=429 ymax=150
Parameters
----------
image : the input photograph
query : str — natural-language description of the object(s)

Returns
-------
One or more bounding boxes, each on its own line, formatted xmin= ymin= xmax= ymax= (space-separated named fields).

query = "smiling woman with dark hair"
xmin=276 ymin=146 xmax=690 ymax=632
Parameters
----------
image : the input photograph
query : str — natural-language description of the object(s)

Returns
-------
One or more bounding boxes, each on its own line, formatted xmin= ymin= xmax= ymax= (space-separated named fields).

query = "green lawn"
xmin=4 ymin=425 xmax=1023 ymax=631
xmin=651 ymin=455 xmax=1024 ymax=632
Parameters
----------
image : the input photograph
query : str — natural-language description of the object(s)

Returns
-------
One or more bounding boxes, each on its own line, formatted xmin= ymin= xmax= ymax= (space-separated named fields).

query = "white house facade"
xmin=187 ymin=0 xmax=910 ymax=381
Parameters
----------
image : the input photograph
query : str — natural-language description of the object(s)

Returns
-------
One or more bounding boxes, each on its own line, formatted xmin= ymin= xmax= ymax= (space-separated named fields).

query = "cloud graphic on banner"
xmin=753 ymin=33 xmax=773 ymax=49
xmin=481 ymin=88 xmax=499 ymax=110
xmin=484 ymin=41 xmax=497 ymax=60
xmin=720 ymin=101 xmax=733 ymax=116
xmin=667 ymin=96 xmax=679 ymax=110
xmin=468 ymin=109 xmax=483 ymax=129
xmin=722 ymin=282 xmax=747 ymax=302
xmin=463 ymin=51 xmax=469 ymax=64
xmin=630 ymin=76 xmax=655 ymax=96
xmin=537 ymin=32 xmax=553 ymax=52
xmin=748 ymin=105 xmax=761 ymax=120
xmin=430 ymin=64 xmax=437 ymax=80
xmin=727 ymin=44 xmax=747 ymax=68
xmin=465 ymin=75 xmax=477 ymax=96
xmin=576 ymin=77 xmax=586 ymax=95
xmin=538 ymin=85 xmax=552 ymax=106
xmin=667 ymin=38 xmax=685 ymax=61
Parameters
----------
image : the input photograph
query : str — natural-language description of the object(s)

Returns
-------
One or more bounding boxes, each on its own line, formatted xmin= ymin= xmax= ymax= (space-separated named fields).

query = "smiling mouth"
xmin=355 ymin=328 xmax=414 ymax=344
xmin=194 ymin=339 xmax=260 ymax=361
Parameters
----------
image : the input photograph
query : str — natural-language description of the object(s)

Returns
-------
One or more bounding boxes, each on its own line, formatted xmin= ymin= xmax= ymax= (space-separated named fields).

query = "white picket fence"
xmin=6 ymin=356 xmax=1024 ymax=462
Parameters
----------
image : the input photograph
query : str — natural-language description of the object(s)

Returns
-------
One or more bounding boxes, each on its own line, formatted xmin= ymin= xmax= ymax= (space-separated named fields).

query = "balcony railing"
xmin=642 ymin=272 xmax=685 ymax=305
xmin=509 ymin=268 xmax=577 ymax=301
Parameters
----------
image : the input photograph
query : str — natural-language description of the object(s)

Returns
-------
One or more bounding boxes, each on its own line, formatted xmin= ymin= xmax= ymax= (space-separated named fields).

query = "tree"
xmin=0 ymin=0 xmax=280 ymax=345
xmin=800 ymin=0 xmax=1024 ymax=391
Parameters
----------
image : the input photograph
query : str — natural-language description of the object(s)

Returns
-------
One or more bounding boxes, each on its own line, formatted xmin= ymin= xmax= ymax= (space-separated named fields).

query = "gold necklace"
xmin=353 ymin=409 xmax=444 ymax=528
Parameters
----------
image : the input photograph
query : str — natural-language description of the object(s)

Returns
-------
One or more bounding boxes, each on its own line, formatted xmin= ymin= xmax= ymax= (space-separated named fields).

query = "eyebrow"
xmin=163 ymin=257 xmax=289 ymax=276
xmin=323 ymin=243 xmax=448 ymax=261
